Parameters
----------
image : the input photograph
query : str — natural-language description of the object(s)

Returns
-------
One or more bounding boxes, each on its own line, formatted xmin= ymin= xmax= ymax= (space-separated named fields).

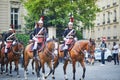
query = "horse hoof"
xmin=45 ymin=76 xmax=47 ymax=79
xmin=25 ymin=77 xmax=28 ymax=80
xmin=52 ymin=76 xmax=55 ymax=79
xmin=26 ymin=72 xmax=29 ymax=75
xmin=6 ymin=73 xmax=9 ymax=76
xmin=17 ymin=75 xmax=20 ymax=78
xmin=37 ymin=77 xmax=41 ymax=80
xmin=32 ymin=72 xmax=34 ymax=75
xmin=9 ymin=74 xmax=13 ymax=77
xmin=80 ymin=78 xmax=84 ymax=80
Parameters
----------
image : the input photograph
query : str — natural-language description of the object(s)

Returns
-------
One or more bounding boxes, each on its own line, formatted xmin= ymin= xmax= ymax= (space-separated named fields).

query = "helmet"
xmin=9 ymin=28 xmax=13 ymax=31
xmin=38 ymin=20 xmax=43 ymax=23
xmin=68 ymin=22 xmax=73 ymax=25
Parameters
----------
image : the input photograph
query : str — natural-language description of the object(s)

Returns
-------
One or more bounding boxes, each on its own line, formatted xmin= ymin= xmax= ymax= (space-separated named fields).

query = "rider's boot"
xmin=64 ymin=49 xmax=68 ymax=60
xmin=33 ymin=49 xmax=37 ymax=60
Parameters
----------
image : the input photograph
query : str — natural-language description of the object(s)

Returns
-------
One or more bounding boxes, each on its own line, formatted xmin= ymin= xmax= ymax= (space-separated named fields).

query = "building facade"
xmin=84 ymin=0 xmax=120 ymax=49
xmin=0 ymin=0 xmax=26 ymax=33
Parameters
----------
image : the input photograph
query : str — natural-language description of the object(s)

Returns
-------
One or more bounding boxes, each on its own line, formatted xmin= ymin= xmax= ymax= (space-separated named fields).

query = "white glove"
xmin=63 ymin=38 xmax=66 ymax=41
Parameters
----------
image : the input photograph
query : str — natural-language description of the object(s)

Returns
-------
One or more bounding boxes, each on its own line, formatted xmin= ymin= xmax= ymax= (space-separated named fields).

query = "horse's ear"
xmin=89 ymin=38 xmax=92 ymax=42
xmin=52 ymin=36 xmax=55 ymax=40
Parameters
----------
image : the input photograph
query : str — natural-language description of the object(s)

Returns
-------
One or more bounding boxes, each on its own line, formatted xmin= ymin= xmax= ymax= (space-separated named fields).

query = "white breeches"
xmin=33 ymin=41 xmax=38 ymax=50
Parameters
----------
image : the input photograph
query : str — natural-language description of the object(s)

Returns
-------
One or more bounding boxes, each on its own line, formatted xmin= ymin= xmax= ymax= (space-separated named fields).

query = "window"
xmin=113 ymin=36 xmax=117 ymax=39
xmin=97 ymin=37 xmax=100 ymax=40
xmin=107 ymin=12 xmax=110 ymax=23
xmin=107 ymin=37 xmax=111 ymax=40
xmin=113 ymin=10 xmax=117 ymax=22
xmin=103 ymin=14 xmax=105 ymax=24
xmin=11 ymin=8 xmax=19 ymax=29
xmin=113 ymin=0 xmax=117 ymax=5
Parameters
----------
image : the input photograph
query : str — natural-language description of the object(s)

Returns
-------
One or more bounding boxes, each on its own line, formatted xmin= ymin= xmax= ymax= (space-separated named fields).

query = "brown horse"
xmin=0 ymin=40 xmax=24 ymax=77
xmin=52 ymin=39 xmax=95 ymax=80
xmin=24 ymin=42 xmax=41 ymax=80
xmin=38 ymin=39 xmax=55 ymax=79
xmin=24 ymin=39 xmax=55 ymax=80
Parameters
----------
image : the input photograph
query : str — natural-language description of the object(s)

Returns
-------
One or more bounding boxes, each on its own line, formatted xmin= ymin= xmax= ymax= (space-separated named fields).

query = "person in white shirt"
xmin=112 ymin=42 xmax=119 ymax=65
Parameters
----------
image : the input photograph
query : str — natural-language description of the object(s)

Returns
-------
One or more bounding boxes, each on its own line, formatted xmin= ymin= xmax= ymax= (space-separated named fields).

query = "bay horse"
xmin=0 ymin=40 xmax=24 ymax=77
xmin=52 ymin=39 xmax=95 ymax=80
xmin=24 ymin=42 xmax=41 ymax=80
xmin=38 ymin=39 xmax=56 ymax=80
xmin=24 ymin=39 xmax=55 ymax=80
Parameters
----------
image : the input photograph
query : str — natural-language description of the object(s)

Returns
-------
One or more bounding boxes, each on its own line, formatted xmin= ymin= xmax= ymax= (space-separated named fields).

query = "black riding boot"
xmin=64 ymin=49 xmax=68 ymax=60
xmin=33 ymin=50 xmax=37 ymax=60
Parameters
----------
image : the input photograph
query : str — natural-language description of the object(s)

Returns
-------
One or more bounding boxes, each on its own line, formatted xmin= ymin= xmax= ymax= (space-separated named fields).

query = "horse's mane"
xmin=77 ymin=40 xmax=89 ymax=44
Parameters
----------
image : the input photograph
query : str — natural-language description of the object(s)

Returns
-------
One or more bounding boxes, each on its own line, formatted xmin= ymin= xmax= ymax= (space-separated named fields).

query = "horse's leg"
xmin=15 ymin=60 xmax=20 ymax=78
xmin=24 ymin=53 xmax=29 ymax=80
xmin=52 ymin=57 xmax=59 ymax=79
xmin=1 ymin=58 xmax=4 ymax=74
xmin=72 ymin=60 xmax=76 ymax=80
xmin=35 ymin=60 xmax=40 ymax=80
xmin=44 ymin=61 xmax=53 ymax=79
xmin=91 ymin=56 xmax=95 ymax=65
xmin=79 ymin=60 xmax=86 ymax=80
xmin=41 ymin=60 xmax=46 ymax=80
xmin=63 ymin=60 xmax=69 ymax=80
xmin=9 ymin=61 xmax=12 ymax=77
xmin=32 ymin=59 xmax=35 ymax=75
xmin=5 ymin=61 xmax=9 ymax=75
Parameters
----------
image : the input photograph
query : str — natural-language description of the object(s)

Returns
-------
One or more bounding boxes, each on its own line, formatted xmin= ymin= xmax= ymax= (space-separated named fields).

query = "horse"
xmin=0 ymin=40 xmax=24 ymax=77
xmin=38 ymin=39 xmax=57 ymax=79
xmin=52 ymin=39 xmax=95 ymax=80
xmin=24 ymin=38 xmax=55 ymax=80
xmin=24 ymin=42 xmax=41 ymax=80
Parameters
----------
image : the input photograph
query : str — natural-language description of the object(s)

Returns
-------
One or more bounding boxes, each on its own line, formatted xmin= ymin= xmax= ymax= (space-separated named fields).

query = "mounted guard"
xmin=62 ymin=17 xmax=77 ymax=60
xmin=32 ymin=16 xmax=47 ymax=60
xmin=4 ymin=27 xmax=16 ymax=61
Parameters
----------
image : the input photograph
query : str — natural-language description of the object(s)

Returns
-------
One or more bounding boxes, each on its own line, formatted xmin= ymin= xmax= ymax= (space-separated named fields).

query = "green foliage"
xmin=16 ymin=34 xmax=29 ymax=46
xmin=76 ymin=30 xmax=83 ymax=40
xmin=21 ymin=0 xmax=100 ymax=38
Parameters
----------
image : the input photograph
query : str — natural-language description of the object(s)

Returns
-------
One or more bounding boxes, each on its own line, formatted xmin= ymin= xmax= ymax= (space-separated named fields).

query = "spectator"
xmin=100 ymin=40 xmax=107 ymax=66
xmin=112 ymin=42 xmax=119 ymax=65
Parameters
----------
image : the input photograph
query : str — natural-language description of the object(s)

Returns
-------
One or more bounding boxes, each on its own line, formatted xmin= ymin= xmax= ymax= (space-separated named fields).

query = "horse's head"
xmin=12 ymin=40 xmax=24 ymax=55
xmin=87 ymin=39 xmax=96 ymax=56
xmin=46 ymin=39 xmax=55 ymax=52
xmin=77 ymin=39 xmax=95 ymax=56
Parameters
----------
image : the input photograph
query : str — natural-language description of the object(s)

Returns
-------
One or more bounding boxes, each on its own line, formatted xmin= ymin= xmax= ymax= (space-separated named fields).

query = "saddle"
xmin=60 ymin=38 xmax=75 ymax=51
xmin=29 ymin=43 xmax=45 ymax=52
xmin=6 ymin=40 xmax=13 ymax=48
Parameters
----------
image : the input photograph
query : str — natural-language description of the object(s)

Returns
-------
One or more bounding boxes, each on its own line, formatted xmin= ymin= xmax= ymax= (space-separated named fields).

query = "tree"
xmin=21 ymin=0 xmax=99 ymax=38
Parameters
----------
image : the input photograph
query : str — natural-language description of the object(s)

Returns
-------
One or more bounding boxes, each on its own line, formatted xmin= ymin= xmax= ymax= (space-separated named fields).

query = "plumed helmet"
xmin=68 ymin=22 xmax=73 ymax=25
xmin=9 ymin=28 xmax=13 ymax=31
xmin=38 ymin=20 xmax=43 ymax=23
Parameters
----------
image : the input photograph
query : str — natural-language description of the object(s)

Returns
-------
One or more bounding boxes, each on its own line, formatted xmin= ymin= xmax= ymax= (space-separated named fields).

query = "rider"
xmin=32 ymin=17 xmax=47 ymax=60
xmin=62 ymin=21 xmax=76 ymax=60
xmin=4 ymin=27 xmax=16 ymax=61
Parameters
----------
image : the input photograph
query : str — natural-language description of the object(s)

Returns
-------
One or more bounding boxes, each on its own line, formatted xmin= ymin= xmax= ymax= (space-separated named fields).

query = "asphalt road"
xmin=0 ymin=60 xmax=120 ymax=80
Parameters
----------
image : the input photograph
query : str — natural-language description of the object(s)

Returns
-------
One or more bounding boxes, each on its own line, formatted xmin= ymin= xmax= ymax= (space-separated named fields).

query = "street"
xmin=0 ymin=60 xmax=120 ymax=80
